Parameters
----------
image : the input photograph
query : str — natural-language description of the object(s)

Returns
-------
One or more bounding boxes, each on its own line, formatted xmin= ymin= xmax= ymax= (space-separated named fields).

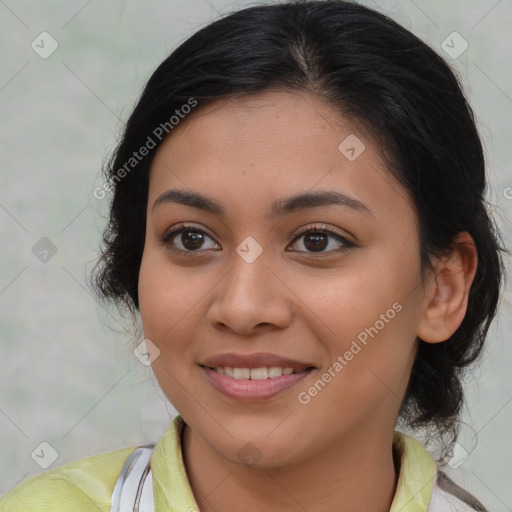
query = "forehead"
xmin=147 ymin=89 xmax=412 ymax=218
xmin=156 ymin=90 xmax=370 ymax=158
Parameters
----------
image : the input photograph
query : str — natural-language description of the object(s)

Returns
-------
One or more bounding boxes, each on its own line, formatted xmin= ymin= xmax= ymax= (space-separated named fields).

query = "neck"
xmin=181 ymin=422 xmax=399 ymax=512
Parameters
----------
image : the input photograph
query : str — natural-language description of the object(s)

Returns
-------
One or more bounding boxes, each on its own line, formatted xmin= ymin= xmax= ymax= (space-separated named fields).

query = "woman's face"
xmin=138 ymin=90 xmax=428 ymax=468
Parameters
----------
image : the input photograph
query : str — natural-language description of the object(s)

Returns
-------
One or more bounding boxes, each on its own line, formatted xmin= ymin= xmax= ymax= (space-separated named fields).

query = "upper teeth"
xmin=215 ymin=367 xmax=295 ymax=379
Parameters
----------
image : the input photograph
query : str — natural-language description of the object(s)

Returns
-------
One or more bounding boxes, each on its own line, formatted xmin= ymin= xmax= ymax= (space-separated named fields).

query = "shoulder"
xmin=0 ymin=445 xmax=137 ymax=511
xmin=430 ymin=470 xmax=488 ymax=512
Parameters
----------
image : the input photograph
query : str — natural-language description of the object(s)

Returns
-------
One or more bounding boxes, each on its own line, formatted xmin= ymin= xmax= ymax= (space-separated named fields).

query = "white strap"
xmin=138 ymin=467 xmax=154 ymax=511
xmin=110 ymin=446 xmax=155 ymax=512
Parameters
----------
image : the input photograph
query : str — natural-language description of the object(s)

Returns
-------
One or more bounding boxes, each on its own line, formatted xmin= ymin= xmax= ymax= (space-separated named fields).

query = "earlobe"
xmin=417 ymin=232 xmax=478 ymax=343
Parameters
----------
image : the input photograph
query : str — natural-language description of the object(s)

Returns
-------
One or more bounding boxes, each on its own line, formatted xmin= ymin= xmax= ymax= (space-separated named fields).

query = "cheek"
xmin=310 ymin=243 xmax=422 ymax=397
xmin=315 ymin=247 xmax=421 ymax=340
xmin=138 ymin=253 xmax=168 ymax=338
xmin=138 ymin=247 xmax=197 ymax=337
xmin=137 ymin=247 xmax=213 ymax=374
xmin=138 ymin=251 xmax=199 ymax=408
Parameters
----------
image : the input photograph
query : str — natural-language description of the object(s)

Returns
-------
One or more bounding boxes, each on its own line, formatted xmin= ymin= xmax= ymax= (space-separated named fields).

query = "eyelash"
xmin=159 ymin=223 xmax=355 ymax=256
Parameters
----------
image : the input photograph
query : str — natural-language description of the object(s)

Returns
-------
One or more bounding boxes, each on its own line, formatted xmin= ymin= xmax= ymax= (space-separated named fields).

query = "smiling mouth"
xmin=201 ymin=365 xmax=315 ymax=380
xmin=200 ymin=363 xmax=316 ymax=401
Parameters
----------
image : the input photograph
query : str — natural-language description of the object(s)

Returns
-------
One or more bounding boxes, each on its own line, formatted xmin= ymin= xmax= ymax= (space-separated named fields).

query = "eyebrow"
xmin=151 ymin=189 xmax=374 ymax=218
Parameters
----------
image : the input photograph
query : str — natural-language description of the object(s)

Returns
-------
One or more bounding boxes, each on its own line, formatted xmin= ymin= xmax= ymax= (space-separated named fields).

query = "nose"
xmin=206 ymin=249 xmax=292 ymax=336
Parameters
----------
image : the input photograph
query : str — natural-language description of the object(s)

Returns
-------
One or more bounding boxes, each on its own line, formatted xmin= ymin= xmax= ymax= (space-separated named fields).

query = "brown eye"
xmin=160 ymin=223 xmax=355 ymax=256
xmin=288 ymin=225 xmax=355 ymax=255
xmin=178 ymin=230 xmax=207 ymax=250
xmin=160 ymin=224 xmax=220 ymax=253
xmin=302 ymin=232 xmax=329 ymax=252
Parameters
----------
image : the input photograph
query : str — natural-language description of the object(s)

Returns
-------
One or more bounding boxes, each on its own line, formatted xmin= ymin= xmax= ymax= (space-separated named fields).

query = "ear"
xmin=417 ymin=232 xmax=478 ymax=343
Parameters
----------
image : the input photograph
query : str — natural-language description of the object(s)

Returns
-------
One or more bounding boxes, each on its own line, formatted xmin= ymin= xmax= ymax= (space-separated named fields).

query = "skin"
xmin=138 ymin=90 xmax=477 ymax=512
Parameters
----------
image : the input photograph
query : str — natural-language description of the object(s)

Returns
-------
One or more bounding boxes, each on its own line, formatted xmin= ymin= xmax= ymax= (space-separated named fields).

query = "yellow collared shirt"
xmin=0 ymin=415 xmax=484 ymax=511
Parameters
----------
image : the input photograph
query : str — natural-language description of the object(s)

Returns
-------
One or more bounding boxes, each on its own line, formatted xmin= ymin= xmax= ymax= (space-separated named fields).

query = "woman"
xmin=0 ymin=1 xmax=505 ymax=510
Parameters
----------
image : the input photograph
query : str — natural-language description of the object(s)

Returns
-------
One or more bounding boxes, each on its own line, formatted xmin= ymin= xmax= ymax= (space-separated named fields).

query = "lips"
xmin=199 ymin=352 xmax=315 ymax=373
xmin=199 ymin=352 xmax=316 ymax=401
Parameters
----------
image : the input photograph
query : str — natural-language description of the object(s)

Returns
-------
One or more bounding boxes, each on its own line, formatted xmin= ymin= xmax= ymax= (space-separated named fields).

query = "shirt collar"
xmin=151 ymin=415 xmax=436 ymax=512
xmin=390 ymin=430 xmax=437 ymax=512
xmin=151 ymin=415 xmax=198 ymax=511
